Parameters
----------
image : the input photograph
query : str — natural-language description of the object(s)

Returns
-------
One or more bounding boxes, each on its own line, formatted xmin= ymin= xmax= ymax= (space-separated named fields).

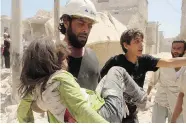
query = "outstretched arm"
xmin=156 ymin=57 xmax=186 ymax=68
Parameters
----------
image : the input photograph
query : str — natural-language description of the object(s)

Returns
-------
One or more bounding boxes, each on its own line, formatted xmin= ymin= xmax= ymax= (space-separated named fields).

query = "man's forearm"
xmin=171 ymin=92 xmax=184 ymax=123
xmin=157 ymin=57 xmax=186 ymax=67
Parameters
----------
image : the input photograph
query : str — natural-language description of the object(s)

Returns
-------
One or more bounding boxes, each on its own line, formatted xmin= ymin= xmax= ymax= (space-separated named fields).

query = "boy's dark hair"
xmin=172 ymin=40 xmax=186 ymax=51
xmin=19 ymin=37 xmax=70 ymax=96
xmin=120 ymin=28 xmax=144 ymax=53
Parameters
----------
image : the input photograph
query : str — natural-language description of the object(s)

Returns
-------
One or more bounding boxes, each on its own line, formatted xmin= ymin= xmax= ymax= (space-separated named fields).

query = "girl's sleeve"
xmin=17 ymin=94 xmax=34 ymax=123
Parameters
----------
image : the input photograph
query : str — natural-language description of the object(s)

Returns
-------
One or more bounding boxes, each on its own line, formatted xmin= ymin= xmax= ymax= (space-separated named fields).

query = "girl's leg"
xmin=97 ymin=66 xmax=146 ymax=122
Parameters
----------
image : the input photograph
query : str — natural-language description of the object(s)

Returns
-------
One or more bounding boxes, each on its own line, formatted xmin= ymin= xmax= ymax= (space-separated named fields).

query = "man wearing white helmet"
xmin=58 ymin=0 xmax=100 ymax=90
xmin=32 ymin=0 xmax=101 ymax=122
xmin=30 ymin=1 xmax=151 ymax=123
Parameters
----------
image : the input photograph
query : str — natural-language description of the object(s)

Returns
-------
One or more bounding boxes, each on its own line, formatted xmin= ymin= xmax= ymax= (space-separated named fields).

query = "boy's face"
xmin=125 ymin=35 xmax=144 ymax=57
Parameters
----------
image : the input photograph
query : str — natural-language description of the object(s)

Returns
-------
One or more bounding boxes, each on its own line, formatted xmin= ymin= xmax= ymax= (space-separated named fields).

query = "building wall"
xmin=146 ymin=22 xmax=159 ymax=54
xmin=91 ymin=0 xmax=148 ymax=53
xmin=88 ymin=42 xmax=123 ymax=67
xmin=158 ymin=31 xmax=164 ymax=53
xmin=180 ymin=0 xmax=186 ymax=40
xmin=91 ymin=0 xmax=148 ymax=32
xmin=0 ymin=16 xmax=11 ymax=36
xmin=161 ymin=38 xmax=173 ymax=52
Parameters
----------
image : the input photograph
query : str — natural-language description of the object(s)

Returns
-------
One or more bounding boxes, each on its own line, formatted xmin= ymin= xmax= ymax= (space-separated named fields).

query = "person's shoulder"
xmin=85 ymin=47 xmax=97 ymax=56
xmin=139 ymin=54 xmax=157 ymax=60
xmin=112 ymin=54 xmax=125 ymax=60
xmin=85 ymin=47 xmax=100 ymax=63
xmin=117 ymin=54 xmax=125 ymax=57
xmin=105 ymin=54 xmax=124 ymax=63
xmin=51 ymin=70 xmax=74 ymax=82
xmin=85 ymin=47 xmax=94 ymax=52
xmin=140 ymin=54 xmax=154 ymax=58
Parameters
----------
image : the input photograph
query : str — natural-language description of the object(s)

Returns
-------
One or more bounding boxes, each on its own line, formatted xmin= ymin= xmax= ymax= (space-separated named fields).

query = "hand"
xmin=147 ymin=94 xmax=152 ymax=102
xmin=36 ymin=81 xmax=61 ymax=111
xmin=138 ymin=100 xmax=153 ymax=111
xmin=123 ymin=101 xmax=129 ymax=118
xmin=136 ymin=95 xmax=154 ymax=111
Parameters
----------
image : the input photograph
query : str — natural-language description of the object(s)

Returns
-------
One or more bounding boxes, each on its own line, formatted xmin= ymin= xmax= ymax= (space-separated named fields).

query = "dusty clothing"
xmin=152 ymin=103 xmax=183 ymax=123
xmin=17 ymin=67 xmax=146 ymax=123
xmin=4 ymin=56 xmax=10 ymax=68
xmin=3 ymin=39 xmax=10 ymax=68
xmin=3 ymin=39 xmax=10 ymax=56
xmin=17 ymin=70 xmax=107 ymax=123
xmin=68 ymin=48 xmax=100 ymax=91
xmin=97 ymin=67 xmax=146 ymax=122
xmin=1 ymin=45 xmax=4 ymax=68
xmin=149 ymin=67 xmax=186 ymax=123
xmin=151 ymin=68 xmax=185 ymax=111
xmin=180 ymin=67 xmax=186 ymax=122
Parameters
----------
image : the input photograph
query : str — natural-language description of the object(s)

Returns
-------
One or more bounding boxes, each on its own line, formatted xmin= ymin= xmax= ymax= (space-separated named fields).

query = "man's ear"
xmin=123 ymin=42 xmax=128 ymax=50
xmin=63 ymin=20 xmax=70 ymax=29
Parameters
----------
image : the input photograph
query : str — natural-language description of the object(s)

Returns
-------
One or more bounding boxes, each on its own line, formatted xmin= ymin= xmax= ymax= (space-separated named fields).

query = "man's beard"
xmin=67 ymin=26 xmax=88 ymax=48
xmin=171 ymin=51 xmax=185 ymax=58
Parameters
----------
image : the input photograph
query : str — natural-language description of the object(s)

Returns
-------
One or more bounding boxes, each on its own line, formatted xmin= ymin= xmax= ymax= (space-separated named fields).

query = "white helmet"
xmin=62 ymin=0 xmax=97 ymax=23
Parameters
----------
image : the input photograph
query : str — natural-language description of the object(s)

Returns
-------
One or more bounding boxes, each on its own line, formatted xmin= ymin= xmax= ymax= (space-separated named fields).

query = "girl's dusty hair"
xmin=19 ymin=37 xmax=70 ymax=97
